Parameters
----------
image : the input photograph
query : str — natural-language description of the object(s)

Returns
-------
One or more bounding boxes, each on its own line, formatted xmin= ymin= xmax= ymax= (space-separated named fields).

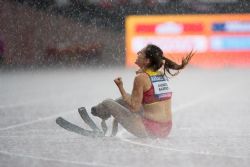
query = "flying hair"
xmin=162 ymin=50 xmax=195 ymax=76
xmin=144 ymin=44 xmax=195 ymax=77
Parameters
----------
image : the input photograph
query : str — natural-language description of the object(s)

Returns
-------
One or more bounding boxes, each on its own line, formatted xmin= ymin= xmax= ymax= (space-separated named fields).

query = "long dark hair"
xmin=144 ymin=44 xmax=195 ymax=76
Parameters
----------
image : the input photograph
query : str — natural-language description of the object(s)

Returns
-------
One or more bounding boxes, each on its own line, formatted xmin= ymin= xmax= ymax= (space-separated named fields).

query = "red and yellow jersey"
xmin=142 ymin=69 xmax=172 ymax=104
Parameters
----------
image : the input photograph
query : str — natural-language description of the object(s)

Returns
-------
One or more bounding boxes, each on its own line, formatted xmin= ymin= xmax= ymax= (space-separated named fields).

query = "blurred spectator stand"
xmin=0 ymin=35 xmax=4 ymax=65
xmin=45 ymin=43 xmax=103 ymax=66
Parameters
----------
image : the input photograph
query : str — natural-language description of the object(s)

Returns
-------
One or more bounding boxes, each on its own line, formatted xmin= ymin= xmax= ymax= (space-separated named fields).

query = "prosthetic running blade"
xmin=56 ymin=117 xmax=104 ymax=137
xmin=78 ymin=107 xmax=101 ymax=132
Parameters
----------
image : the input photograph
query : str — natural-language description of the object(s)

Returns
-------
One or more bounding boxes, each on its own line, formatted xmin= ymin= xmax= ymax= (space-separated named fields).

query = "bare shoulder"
xmin=132 ymin=73 xmax=147 ymax=90
xmin=135 ymin=73 xmax=148 ymax=83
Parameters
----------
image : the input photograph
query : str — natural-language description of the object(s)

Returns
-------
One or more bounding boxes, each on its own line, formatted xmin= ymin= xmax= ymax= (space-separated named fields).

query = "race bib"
xmin=152 ymin=81 xmax=170 ymax=94
xmin=150 ymin=75 xmax=171 ymax=99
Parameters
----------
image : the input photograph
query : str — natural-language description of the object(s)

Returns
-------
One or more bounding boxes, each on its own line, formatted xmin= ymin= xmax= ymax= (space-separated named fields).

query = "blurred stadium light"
xmin=125 ymin=14 xmax=250 ymax=68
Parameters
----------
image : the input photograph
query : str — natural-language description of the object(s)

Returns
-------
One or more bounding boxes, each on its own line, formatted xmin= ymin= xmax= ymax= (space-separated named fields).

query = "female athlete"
xmin=91 ymin=44 xmax=194 ymax=138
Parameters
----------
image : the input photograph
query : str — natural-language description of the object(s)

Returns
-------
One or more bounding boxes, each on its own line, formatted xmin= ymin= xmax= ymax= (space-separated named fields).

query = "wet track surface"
xmin=0 ymin=67 xmax=250 ymax=167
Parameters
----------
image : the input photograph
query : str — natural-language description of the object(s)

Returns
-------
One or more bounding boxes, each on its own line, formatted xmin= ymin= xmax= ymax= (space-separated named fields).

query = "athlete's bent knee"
xmin=102 ymin=99 xmax=115 ymax=107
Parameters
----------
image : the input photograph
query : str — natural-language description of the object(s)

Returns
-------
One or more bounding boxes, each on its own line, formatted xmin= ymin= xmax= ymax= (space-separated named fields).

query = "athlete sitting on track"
xmin=91 ymin=44 xmax=194 ymax=138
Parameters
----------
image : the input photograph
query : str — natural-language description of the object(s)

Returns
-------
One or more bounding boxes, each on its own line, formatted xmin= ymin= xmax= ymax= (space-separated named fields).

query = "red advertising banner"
xmin=125 ymin=14 xmax=250 ymax=68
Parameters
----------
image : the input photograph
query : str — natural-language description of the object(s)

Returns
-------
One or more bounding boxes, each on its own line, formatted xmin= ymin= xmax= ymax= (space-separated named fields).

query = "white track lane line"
xmin=0 ymin=110 xmax=75 ymax=131
xmin=119 ymin=137 xmax=248 ymax=160
xmin=174 ymin=82 xmax=241 ymax=112
xmin=0 ymin=99 xmax=47 ymax=109
xmin=0 ymin=112 xmax=119 ymax=167
xmin=0 ymin=150 xmax=116 ymax=167
xmin=0 ymin=93 xmax=77 ymax=109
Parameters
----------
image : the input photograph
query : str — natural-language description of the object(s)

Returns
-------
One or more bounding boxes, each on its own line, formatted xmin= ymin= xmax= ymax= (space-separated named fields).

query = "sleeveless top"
xmin=142 ymin=69 xmax=172 ymax=104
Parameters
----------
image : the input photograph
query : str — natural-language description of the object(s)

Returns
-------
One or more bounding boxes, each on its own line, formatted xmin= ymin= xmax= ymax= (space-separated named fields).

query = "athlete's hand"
xmin=114 ymin=77 xmax=123 ymax=88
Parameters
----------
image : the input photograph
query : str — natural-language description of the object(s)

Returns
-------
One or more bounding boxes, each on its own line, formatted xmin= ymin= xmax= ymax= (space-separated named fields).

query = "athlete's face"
xmin=135 ymin=48 xmax=149 ymax=68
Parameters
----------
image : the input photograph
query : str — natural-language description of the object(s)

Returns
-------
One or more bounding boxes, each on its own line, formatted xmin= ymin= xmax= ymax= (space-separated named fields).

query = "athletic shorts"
xmin=142 ymin=117 xmax=172 ymax=138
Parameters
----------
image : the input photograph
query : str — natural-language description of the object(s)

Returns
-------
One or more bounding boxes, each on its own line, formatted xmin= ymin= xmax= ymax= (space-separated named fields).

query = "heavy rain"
xmin=0 ymin=1 xmax=250 ymax=167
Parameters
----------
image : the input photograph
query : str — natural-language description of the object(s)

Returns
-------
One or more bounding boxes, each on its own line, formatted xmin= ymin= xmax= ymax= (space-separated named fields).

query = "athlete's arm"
xmin=129 ymin=74 xmax=144 ymax=112
xmin=114 ymin=75 xmax=144 ymax=112
xmin=114 ymin=77 xmax=130 ymax=103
